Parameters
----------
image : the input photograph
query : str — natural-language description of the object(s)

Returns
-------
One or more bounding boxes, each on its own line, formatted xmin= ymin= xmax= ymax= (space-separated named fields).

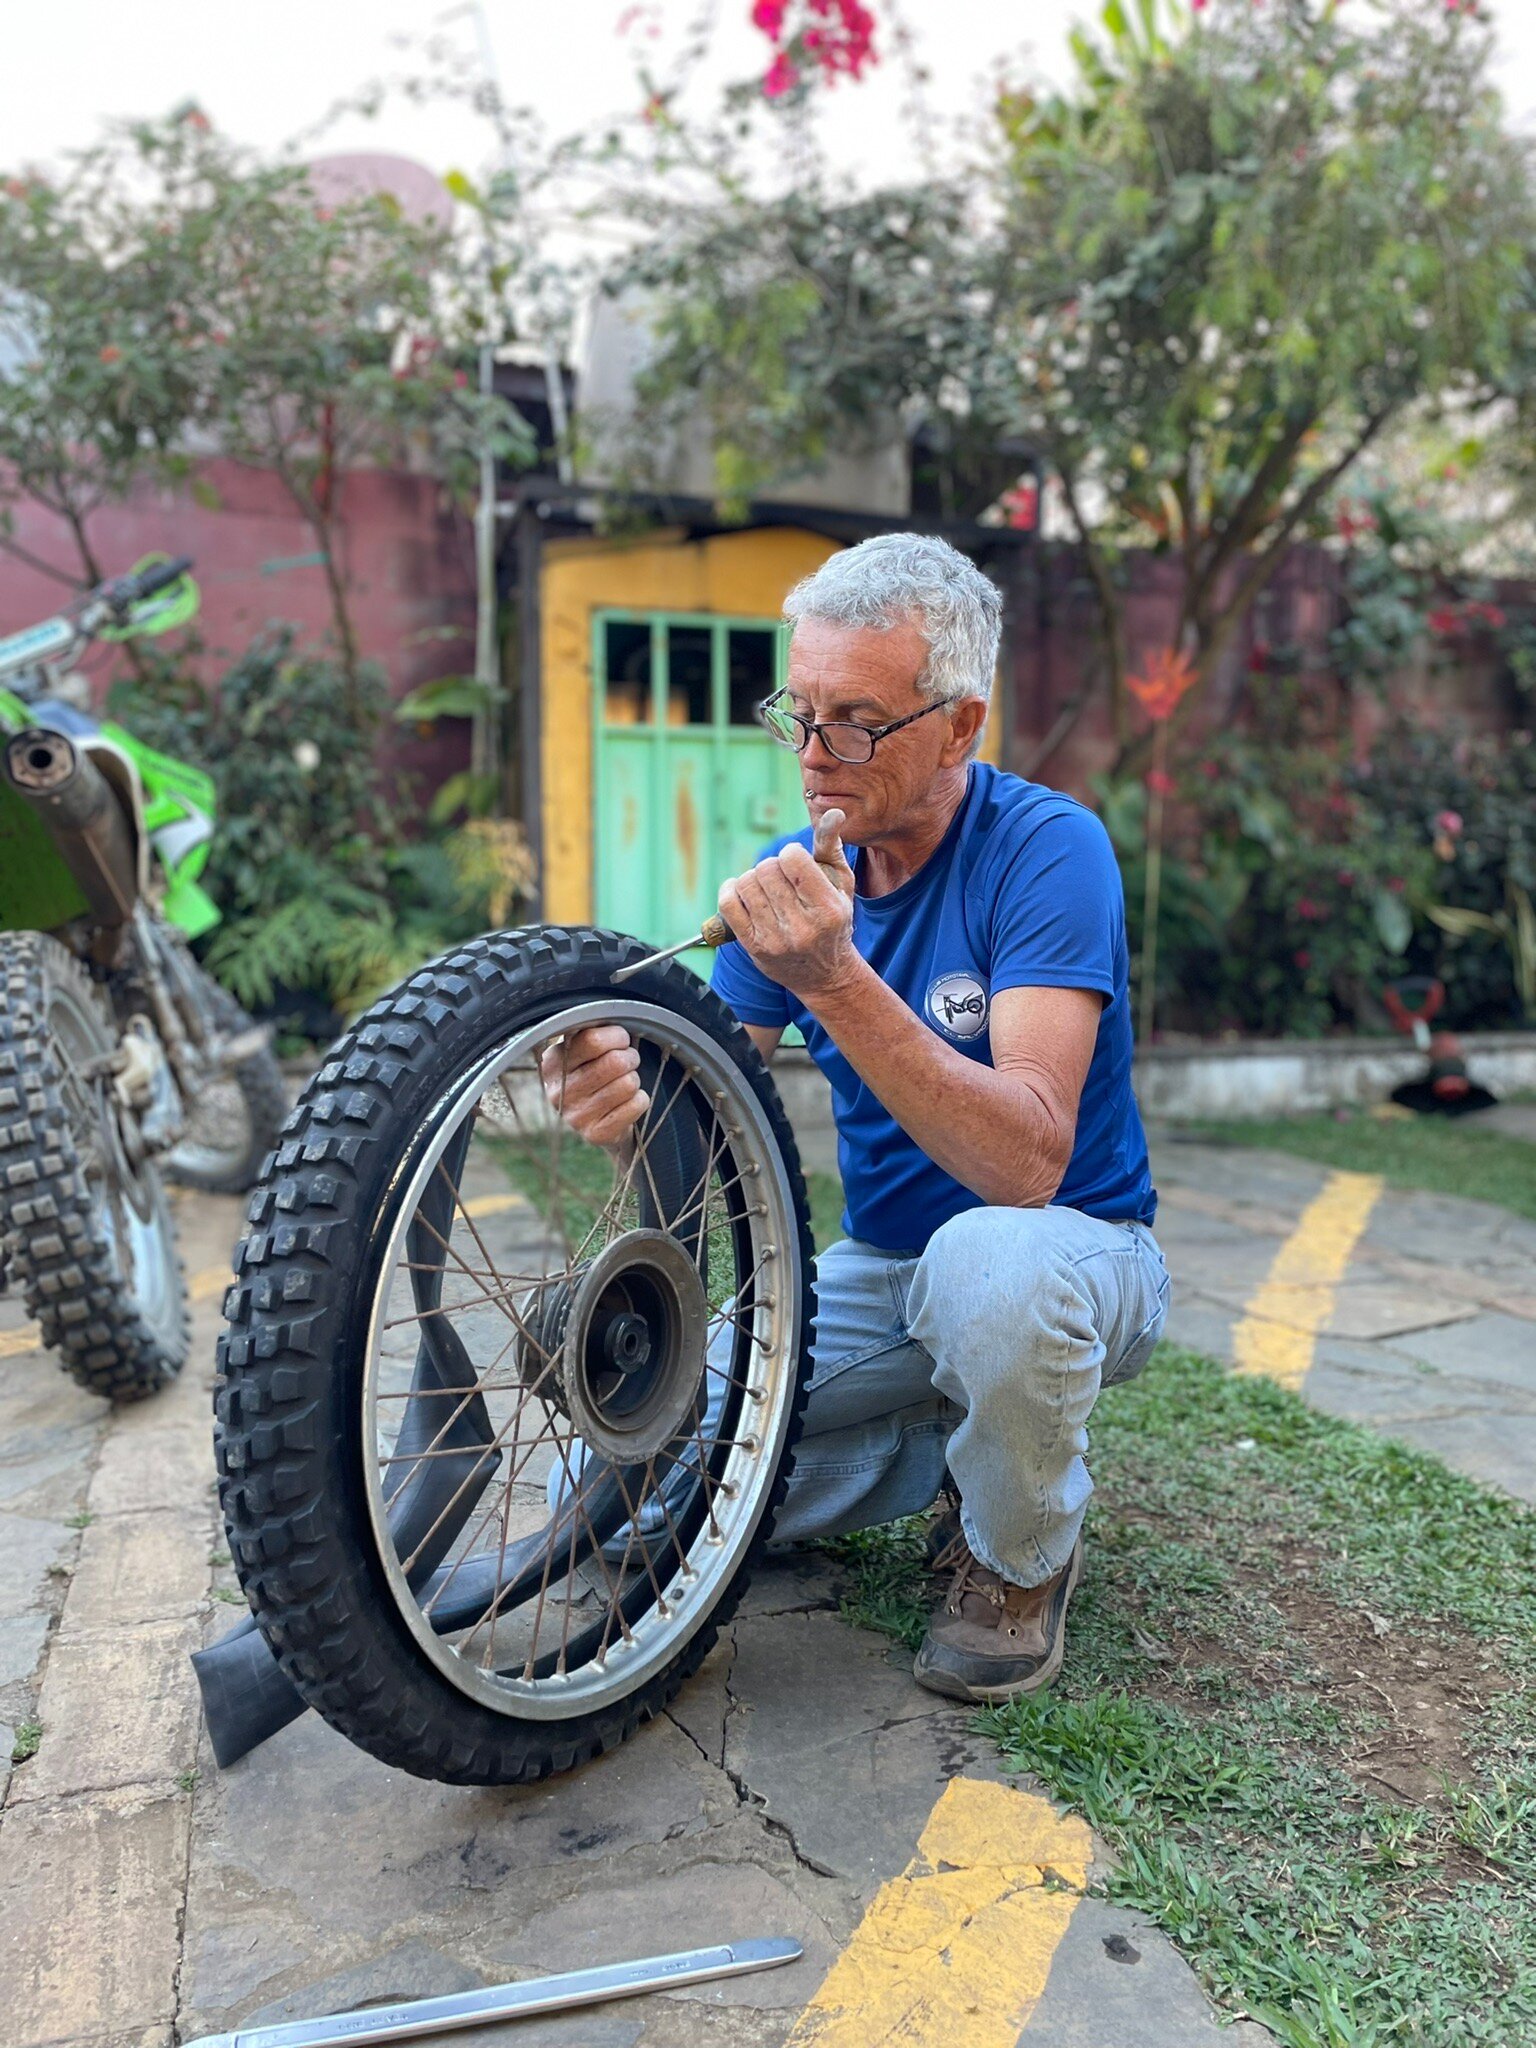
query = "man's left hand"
xmin=718 ymin=808 xmax=859 ymax=1002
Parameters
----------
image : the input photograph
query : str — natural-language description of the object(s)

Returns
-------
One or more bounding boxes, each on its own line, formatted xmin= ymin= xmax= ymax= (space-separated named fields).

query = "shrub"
xmin=1108 ymin=721 xmax=1534 ymax=1039
xmin=109 ymin=627 xmax=535 ymax=1027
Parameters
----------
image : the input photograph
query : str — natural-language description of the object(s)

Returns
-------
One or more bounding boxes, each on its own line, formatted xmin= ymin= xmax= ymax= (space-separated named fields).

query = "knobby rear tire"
xmin=0 ymin=933 xmax=188 ymax=1401
xmin=214 ymin=925 xmax=816 ymax=1784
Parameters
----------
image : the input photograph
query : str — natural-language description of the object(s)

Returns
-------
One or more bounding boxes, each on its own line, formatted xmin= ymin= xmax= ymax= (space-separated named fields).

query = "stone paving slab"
xmin=1150 ymin=1133 xmax=1536 ymax=1504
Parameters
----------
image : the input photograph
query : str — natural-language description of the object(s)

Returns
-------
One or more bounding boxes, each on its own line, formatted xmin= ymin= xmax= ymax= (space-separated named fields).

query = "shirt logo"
xmin=926 ymin=971 xmax=989 ymax=1041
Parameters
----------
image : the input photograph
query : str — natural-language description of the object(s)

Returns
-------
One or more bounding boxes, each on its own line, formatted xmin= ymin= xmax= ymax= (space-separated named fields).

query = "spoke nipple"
xmin=747 ymin=1384 xmax=766 ymax=1402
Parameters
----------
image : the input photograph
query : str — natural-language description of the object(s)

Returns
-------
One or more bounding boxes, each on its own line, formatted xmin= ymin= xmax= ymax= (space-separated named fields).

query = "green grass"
xmin=806 ymin=1169 xmax=845 ymax=1253
xmin=10 ymin=1719 xmax=41 ymax=1764
xmin=1182 ymin=1110 xmax=1536 ymax=1225
xmin=833 ymin=1345 xmax=1536 ymax=2048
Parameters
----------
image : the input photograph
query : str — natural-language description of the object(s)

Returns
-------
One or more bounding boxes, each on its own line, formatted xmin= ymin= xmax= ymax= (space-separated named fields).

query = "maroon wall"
xmin=0 ymin=458 xmax=475 ymax=790
xmin=1005 ymin=543 xmax=1526 ymax=798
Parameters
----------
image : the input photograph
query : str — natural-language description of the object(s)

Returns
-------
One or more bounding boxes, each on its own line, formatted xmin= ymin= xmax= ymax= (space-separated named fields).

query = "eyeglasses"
xmin=755 ymin=689 xmax=954 ymax=765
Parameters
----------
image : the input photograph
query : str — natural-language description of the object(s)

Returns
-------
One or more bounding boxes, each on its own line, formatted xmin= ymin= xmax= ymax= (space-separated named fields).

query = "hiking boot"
xmin=912 ymin=1536 xmax=1083 ymax=1704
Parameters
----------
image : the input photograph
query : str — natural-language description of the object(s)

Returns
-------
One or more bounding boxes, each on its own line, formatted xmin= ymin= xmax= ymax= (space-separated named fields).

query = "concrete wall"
xmin=1134 ymin=1032 xmax=1536 ymax=1121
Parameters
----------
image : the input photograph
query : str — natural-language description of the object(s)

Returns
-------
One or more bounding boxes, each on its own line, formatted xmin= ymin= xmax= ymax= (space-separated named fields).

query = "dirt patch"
xmin=1110 ymin=1513 xmax=1504 ymax=1812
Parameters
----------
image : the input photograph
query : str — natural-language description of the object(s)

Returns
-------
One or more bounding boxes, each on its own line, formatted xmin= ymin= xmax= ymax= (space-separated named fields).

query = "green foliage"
xmin=1101 ymin=713 xmax=1536 ymax=1036
xmin=611 ymin=179 xmax=1013 ymax=521
xmin=0 ymin=144 xmax=209 ymax=578
xmin=1002 ymin=0 xmax=1531 ymax=729
xmin=0 ymin=113 xmax=533 ymax=680
xmin=108 ymin=629 xmax=534 ymax=1020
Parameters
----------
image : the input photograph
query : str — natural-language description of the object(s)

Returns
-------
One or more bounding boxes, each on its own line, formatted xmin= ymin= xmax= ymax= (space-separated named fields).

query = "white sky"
xmin=4 ymin=0 xmax=1535 ymax=193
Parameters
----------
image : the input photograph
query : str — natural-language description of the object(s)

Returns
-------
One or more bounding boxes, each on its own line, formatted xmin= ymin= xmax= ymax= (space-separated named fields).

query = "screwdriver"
xmin=611 ymin=820 xmax=849 ymax=983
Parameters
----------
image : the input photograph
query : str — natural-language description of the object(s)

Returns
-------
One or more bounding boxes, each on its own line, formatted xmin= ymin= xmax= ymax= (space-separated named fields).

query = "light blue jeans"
xmin=555 ymin=1205 xmax=1170 ymax=1591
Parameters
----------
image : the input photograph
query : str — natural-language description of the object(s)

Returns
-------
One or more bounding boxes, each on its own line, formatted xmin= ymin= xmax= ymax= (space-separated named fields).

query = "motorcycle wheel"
xmin=164 ymin=965 xmax=288 ymax=1195
xmin=0 ymin=933 xmax=188 ymax=1400
xmin=216 ymin=926 xmax=815 ymax=1785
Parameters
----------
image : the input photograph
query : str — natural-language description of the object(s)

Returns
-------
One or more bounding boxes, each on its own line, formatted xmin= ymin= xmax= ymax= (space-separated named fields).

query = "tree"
xmin=0 ymin=114 xmax=532 ymax=718
xmin=0 ymin=138 xmax=209 ymax=589
xmin=1000 ymin=0 xmax=1532 ymax=747
xmin=162 ymin=120 xmax=530 ymax=715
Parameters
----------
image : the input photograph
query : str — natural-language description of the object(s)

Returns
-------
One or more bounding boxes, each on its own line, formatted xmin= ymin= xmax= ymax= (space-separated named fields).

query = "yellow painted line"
xmin=786 ymin=1776 xmax=1090 ymax=2047
xmin=462 ymin=1192 xmax=527 ymax=1220
xmin=1231 ymin=1169 xmax=1383 ymax=1392
xmin=0 ymin=1322 xmax=41 ymax=1359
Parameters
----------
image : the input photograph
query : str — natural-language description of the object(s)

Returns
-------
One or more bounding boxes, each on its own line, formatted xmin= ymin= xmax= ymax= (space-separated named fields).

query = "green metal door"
xmin=594 ymin=611 xmax=805 ymax=967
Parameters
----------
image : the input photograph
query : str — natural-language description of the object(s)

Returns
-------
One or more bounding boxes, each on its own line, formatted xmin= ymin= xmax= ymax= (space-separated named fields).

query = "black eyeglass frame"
xmin=754 ymin=688 xmax=955 ymax=764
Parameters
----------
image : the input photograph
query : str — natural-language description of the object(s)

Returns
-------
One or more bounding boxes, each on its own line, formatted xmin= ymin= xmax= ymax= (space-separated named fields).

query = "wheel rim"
xmin=361 ymin=998 xmax=802 ymax=1722
xmin=47 ymin=974 xmax=181 ymax=1343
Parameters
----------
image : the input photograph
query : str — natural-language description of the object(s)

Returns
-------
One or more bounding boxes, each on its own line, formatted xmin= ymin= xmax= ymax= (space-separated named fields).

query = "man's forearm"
xmin=802 ymin=958 xmax=1071 ymax=1208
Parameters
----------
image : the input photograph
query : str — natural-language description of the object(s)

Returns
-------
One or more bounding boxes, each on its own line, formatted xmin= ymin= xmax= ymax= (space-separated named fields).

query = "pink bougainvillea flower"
xmin=1295 ymin=896 xmax=1326 ymax=922
xmin=1435 ymin=809 xmax=1463 ymax=835
xmin=1127 ymin=645 xmax=1198 ymax=723
xmin=763 ymin=49 xmax=800 ymax=96
xmin=751 ymin=0 xmax=786 ymax=31
xmin=1145 ymin=768 xmax=1177 ymax=797
xmin=1294 ymin=949 xmax=1312 ymax=971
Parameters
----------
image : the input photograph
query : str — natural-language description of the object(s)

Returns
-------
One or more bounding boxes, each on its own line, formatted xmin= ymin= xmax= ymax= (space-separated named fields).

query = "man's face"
xmin=783 ymin=615 xmax=983 ymax=844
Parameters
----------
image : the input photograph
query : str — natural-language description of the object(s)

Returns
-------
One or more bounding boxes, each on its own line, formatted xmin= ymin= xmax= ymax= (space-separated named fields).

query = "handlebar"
xmin=96 ymin=555 xmax=194 ymax=616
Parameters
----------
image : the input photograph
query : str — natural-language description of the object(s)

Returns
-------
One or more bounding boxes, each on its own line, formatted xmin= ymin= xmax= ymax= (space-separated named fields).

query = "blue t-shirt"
xmin=710 ymin=762 xmax=1156 ymax=1253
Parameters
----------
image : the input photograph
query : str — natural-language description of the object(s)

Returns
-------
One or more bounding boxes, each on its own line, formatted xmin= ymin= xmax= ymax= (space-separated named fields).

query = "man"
xmin=544 ymin=532 xmax=1168 ymax=1703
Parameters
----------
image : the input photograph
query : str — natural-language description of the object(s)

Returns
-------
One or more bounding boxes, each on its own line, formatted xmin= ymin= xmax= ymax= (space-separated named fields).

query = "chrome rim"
xmin=48 ymin=976 xmax=180 ymax=1341
xmin=361 ymin=998 xmax=801 ymax=1721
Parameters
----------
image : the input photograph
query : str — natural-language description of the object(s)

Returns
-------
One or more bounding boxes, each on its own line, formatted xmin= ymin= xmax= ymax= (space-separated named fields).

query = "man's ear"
xmin=943 ymin=696 xmax=989 ymax=763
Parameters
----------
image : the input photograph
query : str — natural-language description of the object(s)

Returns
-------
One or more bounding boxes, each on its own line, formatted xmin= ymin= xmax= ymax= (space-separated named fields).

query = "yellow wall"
xmin=538 ymin=524 xmax=1002 ymax=923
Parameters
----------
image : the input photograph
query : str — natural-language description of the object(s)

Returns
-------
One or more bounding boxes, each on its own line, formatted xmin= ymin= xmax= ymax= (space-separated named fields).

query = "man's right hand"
xmin=538 ymin=1025 xmax=649 ymax=1148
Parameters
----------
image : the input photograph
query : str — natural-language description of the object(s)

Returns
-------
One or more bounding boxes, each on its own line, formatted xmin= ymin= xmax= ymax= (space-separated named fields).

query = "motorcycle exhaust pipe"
xmin=4 ymin=727 xmax=138 ymax=926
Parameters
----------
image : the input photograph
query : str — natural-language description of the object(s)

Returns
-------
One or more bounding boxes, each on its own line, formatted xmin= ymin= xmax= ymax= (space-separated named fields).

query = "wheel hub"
xmin=539 ymin=1229 xmax=708 ymax=1464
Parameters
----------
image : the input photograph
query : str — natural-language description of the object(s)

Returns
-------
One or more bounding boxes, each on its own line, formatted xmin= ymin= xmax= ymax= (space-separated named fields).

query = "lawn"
xmin=830 ymin=1344 xmax=1536 ymax=2048
xmin=1182 ymin=1110 xmax=1536 ymax=1225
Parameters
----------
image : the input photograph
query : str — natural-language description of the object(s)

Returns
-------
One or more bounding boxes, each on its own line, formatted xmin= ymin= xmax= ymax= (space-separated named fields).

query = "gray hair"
xmin=782 ymin=533 xmax=1002 ymax=705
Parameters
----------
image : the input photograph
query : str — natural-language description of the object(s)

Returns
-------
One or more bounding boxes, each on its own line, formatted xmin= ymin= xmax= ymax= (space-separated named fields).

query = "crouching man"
xmin=545 ymin=532 xmax=1168 ymax=1704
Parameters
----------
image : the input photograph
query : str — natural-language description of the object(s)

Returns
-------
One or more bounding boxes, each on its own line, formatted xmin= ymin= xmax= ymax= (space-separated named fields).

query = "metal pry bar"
xmin=611 ymin=913 xmax=733 ymax=981
xmin=181 ymin=1938 xmax=804 ymax=2048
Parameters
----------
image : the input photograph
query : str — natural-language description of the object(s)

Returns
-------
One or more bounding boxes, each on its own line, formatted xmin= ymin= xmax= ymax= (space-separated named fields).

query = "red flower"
xmin=1336 ymin=869 xmax=1356 ymax=889
xmin=1387 ymin=877 xmax=1405 ymax=894
xmin=1198 ymin=758 xmax=1220 ymax=780
xmin=98 ymin=344 xmax=122 ymax=364
xmin=1435 ymin=809 xmax=1463 ymax=836
xmin=1127 ymin=646 xmax=1198 ymax=724
xmin=1247 ymin=641 xmax=1270 ymax=674
xmin=1145 ymin=768 xmax=1176 ymax=797
xmin=1295 ymin=896 xmax=1327 ymax=922
xmin=1294 ymin=950 xmax=1312 ymax=970
xmin=1427 ymin=607 xmax=1460 ymax=637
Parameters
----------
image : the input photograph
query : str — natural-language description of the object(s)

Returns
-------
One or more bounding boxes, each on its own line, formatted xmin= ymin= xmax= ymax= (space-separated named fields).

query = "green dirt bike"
xmin=0 ymin=556 xmax=286 ymax=1400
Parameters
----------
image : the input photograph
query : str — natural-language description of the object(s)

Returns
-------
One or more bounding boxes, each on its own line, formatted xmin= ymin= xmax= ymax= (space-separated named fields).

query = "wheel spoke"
xmin=363 ymin=996 xmax=798 ymax=1722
